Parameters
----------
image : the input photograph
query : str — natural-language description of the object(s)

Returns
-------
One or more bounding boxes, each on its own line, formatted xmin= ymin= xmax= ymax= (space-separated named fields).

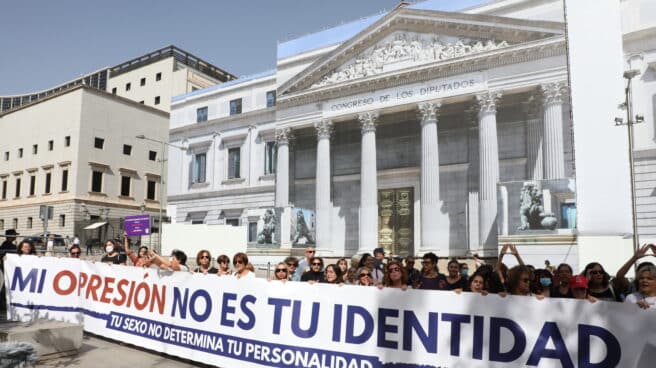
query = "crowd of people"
xmin=1 ymin=228 xmax=655 ymax=311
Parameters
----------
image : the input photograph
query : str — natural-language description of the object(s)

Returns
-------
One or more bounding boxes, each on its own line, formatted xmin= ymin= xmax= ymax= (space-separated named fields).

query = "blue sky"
xmin=0 ymin=0 xmax=488 ymax=95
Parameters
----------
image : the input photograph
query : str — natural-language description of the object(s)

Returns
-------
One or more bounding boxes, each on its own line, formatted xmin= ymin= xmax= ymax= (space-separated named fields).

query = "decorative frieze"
xmin=358 ymin=111 xmax=379 ymax=134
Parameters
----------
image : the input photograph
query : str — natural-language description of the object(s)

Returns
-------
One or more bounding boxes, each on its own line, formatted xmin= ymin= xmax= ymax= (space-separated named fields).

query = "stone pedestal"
xmin=0 ymin=321 xmax=83 ymax=359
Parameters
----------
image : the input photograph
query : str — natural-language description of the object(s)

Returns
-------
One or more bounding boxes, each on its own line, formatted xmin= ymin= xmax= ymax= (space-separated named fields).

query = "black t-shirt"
xmin=101 ymin=253 xmax=122 ymax=265
xmin=194 ymin=267 xmax=218 ymax=274
xmin=550 ymin=285 xmax=574 ymax=299
xmin=301 ymin=270 xmax=324 ymax=282
xmin=443 ymin=276 xmax=468 ymax=291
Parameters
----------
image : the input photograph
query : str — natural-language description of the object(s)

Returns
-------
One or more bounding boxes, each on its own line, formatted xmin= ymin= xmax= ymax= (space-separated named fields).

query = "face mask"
xmin=461 ymin=269 xmax=469 ymax=277
xmin=106 ymin=246 xmax=114 ymax=253
xmin=539 ymin=277 xmax=552 ymax=287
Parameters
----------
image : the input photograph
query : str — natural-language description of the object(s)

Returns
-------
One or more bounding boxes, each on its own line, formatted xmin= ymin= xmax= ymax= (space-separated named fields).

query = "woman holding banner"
xmin=194 ymin=250 xmax=218 ymax=274
xmin=582 ymin=262 xmax=620 ymax=302
xmin=382 ymin=260 xmax=408 ymax=290
xmin=101 ymin=240 xmax=124 ymax=265
xmin=232 ymin=252 xmax=254 ymax=279
xmin=271 ymin=262 xmax=290 ymax=281
xmin=322 ymin=264 xmax=342 ymax=284
xmin=506 ymin=265 xmax=533 ymax=296
xmin=624 ymin=264 xmax=656 ymax=309
xmin=216 ymin=254 xmax=232 ymax=276
xmin=122 ymin=233 xmax=150 ymax=267
xmin=301 ymin=257 xmax=324 ymax=282
xmin=550 ymin=263 xmax=574 ymax=298
xmin=415 ymin=252 xmax=446 ymax=290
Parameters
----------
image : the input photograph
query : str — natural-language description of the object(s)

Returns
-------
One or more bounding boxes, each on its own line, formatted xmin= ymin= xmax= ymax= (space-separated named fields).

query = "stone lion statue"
xmin=518 ymin=183 xmax=558 ymax=230
xmin=292 ymin=210 xmax=315 ymax=245
xmin=257 ymin=209 xmax=276 ymax=244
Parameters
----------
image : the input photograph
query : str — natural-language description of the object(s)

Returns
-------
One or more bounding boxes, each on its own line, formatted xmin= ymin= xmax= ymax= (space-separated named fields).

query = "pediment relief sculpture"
xmin=312 ymin=32 xmax=511 ymax=88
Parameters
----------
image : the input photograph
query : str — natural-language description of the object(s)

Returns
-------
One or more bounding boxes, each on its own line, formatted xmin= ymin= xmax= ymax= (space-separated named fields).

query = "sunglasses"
xmin=275 ymin=268 xmax=288 ymax=273
xmin=421 ymin=261 xmax=432 ymax=265
xmin=70 ymin=252 xmax=80 ymax=257
xmin=234 ymin=260 xmax=244 ymax=265
xmin=311 ymin=262 xmax=322 ymax=266
xmin=359 ymin=273 xmax=371 ymax=278
xmin=521 ymin=278 xmax=530 ymax=283
xmin=589 ymin=270 xmax=603 ymax=275
xmin=286 ymin=263 xmax=297 ymax=267
xmin=306 ymin=250 xmax=315 ymax=254
xmin=388 ymin=267 xmax=401 ymax=272
xmin=200 ymin=255 xmax=210 ymax=259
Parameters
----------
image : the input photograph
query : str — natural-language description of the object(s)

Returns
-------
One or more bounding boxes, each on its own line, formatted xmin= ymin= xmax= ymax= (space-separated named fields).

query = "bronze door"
xmin=378 ymin=188 xmax=414 ymax=256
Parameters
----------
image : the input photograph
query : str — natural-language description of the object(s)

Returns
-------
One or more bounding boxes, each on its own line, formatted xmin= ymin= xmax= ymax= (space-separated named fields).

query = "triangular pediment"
xmin=279 ymin=7 xmax=565 ymax=97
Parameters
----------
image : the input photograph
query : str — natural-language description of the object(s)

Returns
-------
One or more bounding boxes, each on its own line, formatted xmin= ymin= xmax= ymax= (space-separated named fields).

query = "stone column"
xmin=540 ymin=82 xmax=568 ymax=179
xmin=314 ymin=120 xmax=333 ymax=251
xmin=358 ymin=111 xmax=379 ymax=254
xmin=417 ymin=102 xmax=450 ymax=254
xmin=275 ymin=128 xmax=292 ymax=248
xmin=525 ymin=96 xmax=543 ymax=180
xmin=275 ymin=128 xmax=292 ymax=207
xmin=476 ymin=91 xmax=502 ymax=249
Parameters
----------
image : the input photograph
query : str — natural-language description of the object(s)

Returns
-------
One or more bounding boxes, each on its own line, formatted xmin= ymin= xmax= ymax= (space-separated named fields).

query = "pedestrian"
xmin=358 ymin=253 xmax=383 ymax=284
xmin=101 ymin=240 xmax=123 ymax=265
xmin=532 ymin=268 xmax=553 ymax=297
xmin=0 ymin=229 xmax=19 ymax=257
xmin=550 ymin=263 xmax=574 ymax=298
xmin=150 ymin=249 xmax=189 ymax=271
xmin=216 ymin=254 xmax=232 ymax=276
xmin=382 ymin=260 xmax=408 ymax=290
xmin=272 ymin=262 xmax=289 ymax=281
xmin=415 ymin=252 xmax=446 ymax=290
xmin=295 ymin=246 xmax=315 ymax=280
xmin=284 ymin=256 xmax=300 ymax=281
xmin=444 ymin=258 xmax=467 ymax=291
xmin=337 ymin=258 xmax=349 ymax=282
xmin=68 ymin=245 xmax=82 ymax=259
xmin=232 ymin=252 xmax=254 ymax=279
xmin=322 ymin=264 xmax=342 ymax=284
xmin=570 ymin=275 xmax=598 ymax=303
xmin=17 ymin=240 xmax=37 ymax=256
xmin=624 ymin=264 xmax=656 ymax=309
xmin=582 ymin=262 xmax=620 ymax=302
xmin=301 ymin=256 xmax=324 ymax=282
xmin=404 ymin=256 xmax=420 ymax=286
xmin=195 ymin=250 xmax=218 ymax=274
xmin=122 ymin=232 xmax=150 ymax=267
xmin=506 ymin=265 xmax=533 ymax=296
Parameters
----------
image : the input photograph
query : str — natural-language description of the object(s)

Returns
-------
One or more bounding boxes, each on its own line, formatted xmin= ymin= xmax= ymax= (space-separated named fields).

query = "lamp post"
xmin=135 ymin=135 xmax=186 ymax=253
xmin=615 ymin=69 xmax=645 ymax=254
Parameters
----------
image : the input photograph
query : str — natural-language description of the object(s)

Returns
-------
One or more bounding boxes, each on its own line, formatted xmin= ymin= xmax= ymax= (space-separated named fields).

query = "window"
xmin=149 ymin=150 xmax=157 ymax=161
xmin=266 ymin=90 xmax=276 ymax=107
xmin=120 ymin=176 xmax=131 ymax=197
xmin=91 ymin=171 xmax=103 ymax=193
xmin=154 ymin=96 xmax=160 ymax=105
xmin=226 ymin=219 xmax=239 ymax=227
xmin=156 ymin=72 xmax=162 ymax=81
xmin=48 ymin=140 xmax=54 ymax=151
xmin=111 ymin=87 xmax=117 ymax=95
xmin=264 ymin=141 xmax=277 ymax=175
xmin=123 ymin=144 xmax=132 ymax=155
xmin=15 ymin=178 xmax=21 ymax=198
xmin=18 ymin=148 xmax=23 ymax=158
xmin=139 ymin=101 xmax=144 ymax=104
xmin=3 ymin=152 xmax=8 ymax=161
xmin=0 ymin=219 xmax=4 ymax=230
xmin=32 ymin=144 xmax=37 ymax=154
xmin=196 ymin=106 xmax=208 ymax=122
xmin=147 ymin=180 xmax=156 ymax=200
xmin=193 ymin=153 xmax=207 ymax=183
xmin=248 ymin=222 xmax=258 ymax=242
xmin=229 ymin=99 xmax=242 ymax=115
xmin=27 ymin=217 xmax=32 ymax=229
xmin=29 ymin=175 xmax=36 ymax=196
xmin=59 ymin=214 xmax=65 ymax=227
xmin=13 ymin=218 xmax=18 ymax=229
xmin=45 ymin=172 xmax=51 ymax=194
xmin=61 ymin=169 xmax=68 ymax=191
xmin=65 ymin=136 xmax=71 ymax=147
xmin=140 ymin=78 xmax=146 ymax=86
xmin=228 ymin=148 xmax=241 ymax=179
xmin=94 ymin=137 xmax=104 ymax=149
xmin=191 ymin=219 xmax=204 ymax=225
xmin=125 ymin=82 xmax=131 ymax=91
xmin=1 ymin=180 xmax=6 ymax=199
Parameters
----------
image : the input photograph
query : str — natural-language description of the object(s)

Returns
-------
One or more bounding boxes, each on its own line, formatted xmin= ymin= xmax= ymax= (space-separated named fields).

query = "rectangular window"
xmin=147 ymin=180 xmax=156 ymax=200
xmin=191 ymin=219 xmax=204 ymax=225
xmin=27 ymin=217 xmax=32 ymax=229
xmin=140 ymin=77 xmax=146 ymax=86
xmin=125 ymin=82 xmax=131 ymax=91
xmin=18 ymin=148 xmax=23 ymax=158
xmin=91 ymin=171 xmax=103 ymax=193
xmin=32 ymin=144 xmax=37 ymax=154
xmin=154 ymin=96 xmax=160 ymax=105
xmin=248 ymin=222 xmax=258 ymax=242
xmin=123 ymin=144 xmax=132 ymax=155
xmin=59 ymin=214 xmax=65 ymax=227
xmin=226 ymin=219 xmax=239 ymax=227
xmin=229 ymin=98 xmax=242 ymax=115
xmin=228 ymin=148 xmax=241 ymax=179
xmin=149 ymin=150 xmax=157 ymax=161
xmin=264 ymin=141 xmax=277 ymax=175
xmin=48 ymin=140 xmax=54 ymax=151
xmin=45 ymin=172 xmax=51 ymax=194
xmin=111 ymin=87 xmax=117 ymax=95
xmin=266 ymin=90 xmax=276 ymax=107
xmin=120 ymin=176 xmax=131 ymax=197
xmin=1 ymin=180 xmax=6 ymax=199
xmin=3 ymin=152 xmax=8 ymax=161
xmin=193 ymin=153 xmax=207 ymax=183
xmin=156 ymin=72 xmax=162 ymax=81
xmin=29 ymin=175 xmax=36 ymax=196
xmin=94 ymin=137 xmax=104 ymax=149
xmin=61 ymin=169 xmax=68 ymax=191
xmin=0 ymin=219 xmax=4 ymax=230
xmin=12 ymin=218 xmax=18 ymax=229
xmin=196 ymin=106 xmax=208 ymax=122
xmin=65 ymin=136 xmax=71 ymax=147
xmin=15 ymin=178 xmax=21 ymax=198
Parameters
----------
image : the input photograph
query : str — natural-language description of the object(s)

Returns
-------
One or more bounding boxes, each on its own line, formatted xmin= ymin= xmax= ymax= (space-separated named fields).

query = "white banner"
xmin=4 ymin=254 xmax=656 ymax=368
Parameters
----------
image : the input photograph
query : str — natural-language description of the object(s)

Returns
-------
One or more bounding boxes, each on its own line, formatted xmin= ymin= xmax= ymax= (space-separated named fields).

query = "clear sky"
xmin=0 ymin=0 xmax=488 ymax=95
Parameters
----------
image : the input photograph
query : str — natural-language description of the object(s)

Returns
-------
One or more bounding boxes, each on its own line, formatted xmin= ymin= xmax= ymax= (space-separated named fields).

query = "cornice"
xmin=168 ymin=185 xmax=275 ymax=202
xmin=278 ymin=37 xmax=565 ymax=110
xmin=170 ymin=108 xmax=276 ymax=141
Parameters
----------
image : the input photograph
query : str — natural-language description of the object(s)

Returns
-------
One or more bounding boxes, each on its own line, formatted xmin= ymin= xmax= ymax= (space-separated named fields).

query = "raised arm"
xmin=614 ymin=244 xmax=651 ymax=292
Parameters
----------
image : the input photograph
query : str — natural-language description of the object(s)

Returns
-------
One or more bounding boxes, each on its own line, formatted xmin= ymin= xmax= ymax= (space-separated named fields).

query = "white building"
xmin=0 ymin=85 xmax=168 ymax=246
xmin=168 ymin=0 xmax=654 ymax=271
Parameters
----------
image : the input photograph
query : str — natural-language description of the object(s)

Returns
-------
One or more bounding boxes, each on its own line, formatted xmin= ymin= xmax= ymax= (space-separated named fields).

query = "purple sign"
xmin=124 ymin=214 xmax=151 ymax=237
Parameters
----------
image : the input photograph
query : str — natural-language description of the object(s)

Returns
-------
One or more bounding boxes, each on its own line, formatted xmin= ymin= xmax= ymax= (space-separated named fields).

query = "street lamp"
xmin=135 ymin=135 xmax=187 ymax=253
xmin=614 ymin=69 xmax=644 ymax=254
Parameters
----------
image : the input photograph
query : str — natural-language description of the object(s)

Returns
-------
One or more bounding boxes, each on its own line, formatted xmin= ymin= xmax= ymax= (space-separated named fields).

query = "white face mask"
xmin=106 ymin=246 xmax=114 ymax=253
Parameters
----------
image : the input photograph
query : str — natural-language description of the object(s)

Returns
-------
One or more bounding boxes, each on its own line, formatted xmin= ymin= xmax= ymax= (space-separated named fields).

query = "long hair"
xmin=507 ymin=265 xmax=532 ymax=295
xmin=581 ymin=262 xmax=610 ymax=288
xmin=383 ymin=260 xmax=408 ymax=287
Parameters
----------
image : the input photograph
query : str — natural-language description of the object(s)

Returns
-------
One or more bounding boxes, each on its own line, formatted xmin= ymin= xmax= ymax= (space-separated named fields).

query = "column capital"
xmin=417 ymin=101 xmax=441 ymax=125
xmin=314 ymin=120 xmax=333 ymax=140
xmin=357 ymin=111 xmax=379 ymax=134
xmin=475 ymin=91 xmax=502 ymax=115
xmin=275 ymin=127 xmax=293 ymax=146
xmin=540 ymin=82 xmax=569 ymax=106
